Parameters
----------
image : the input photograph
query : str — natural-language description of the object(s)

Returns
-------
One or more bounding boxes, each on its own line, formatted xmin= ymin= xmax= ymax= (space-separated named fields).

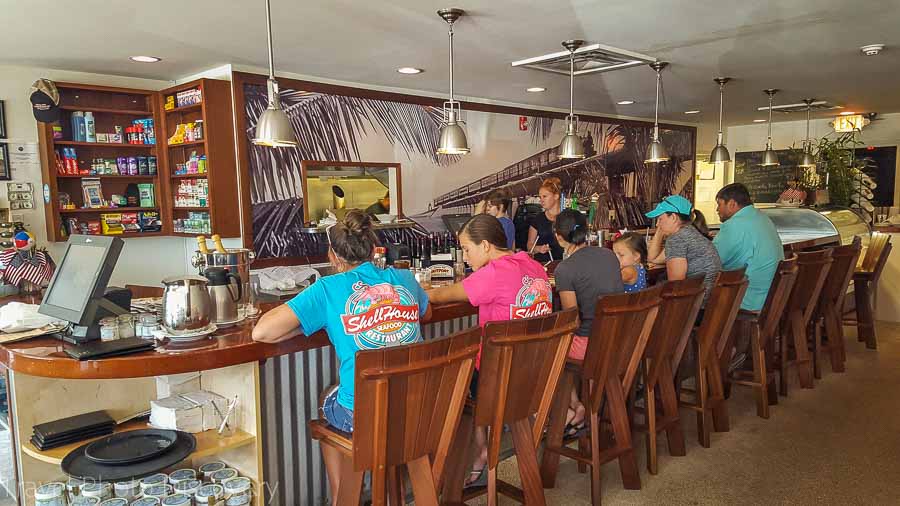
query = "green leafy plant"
xmin=812 ymin=131 xmax=865 ymax=207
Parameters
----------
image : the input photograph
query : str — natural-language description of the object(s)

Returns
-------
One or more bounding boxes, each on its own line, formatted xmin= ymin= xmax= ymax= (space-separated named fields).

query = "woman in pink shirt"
xmin=428 ymin=213 xmax=552 ymax=487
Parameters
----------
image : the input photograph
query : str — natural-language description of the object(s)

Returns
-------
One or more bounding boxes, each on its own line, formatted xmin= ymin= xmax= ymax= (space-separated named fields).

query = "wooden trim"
xmin=232 ymin=75 xmax=255 ymax=250
xmin=54 ymin=82 xmax=156 ymax=95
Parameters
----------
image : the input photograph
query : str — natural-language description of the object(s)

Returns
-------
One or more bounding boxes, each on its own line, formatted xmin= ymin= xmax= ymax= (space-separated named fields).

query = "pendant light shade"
xmin=253 ymin=0 xmax=297 ymax=148
xmin=760 ymin=88 xmax=779 ymax=167
xmin=708 ymin=77 xmax=731 ymax=163
xmin=645 ymin=61 xmax=669 ymax=163
xmin=559 ymin=40 xmax=585 ymax=160
xmin=798 ymin=98 xmax=817 ymax=168
xmin=436 ymin=8 xmax=469 ymax=155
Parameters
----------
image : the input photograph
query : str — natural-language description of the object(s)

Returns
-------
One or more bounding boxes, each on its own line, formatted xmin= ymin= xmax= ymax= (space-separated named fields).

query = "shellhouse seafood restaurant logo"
xmin=341 ymin=281 xmax=421 ymax=349
xmin=510 ymin=276 xmax=552 ymax=319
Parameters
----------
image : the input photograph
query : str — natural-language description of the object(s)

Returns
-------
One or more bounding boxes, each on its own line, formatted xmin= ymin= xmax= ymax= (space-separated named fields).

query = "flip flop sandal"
xmin=464 ymin=466 xmax=488 ymax=489
xmin=563 ymin=420 xmax=587 ymax=440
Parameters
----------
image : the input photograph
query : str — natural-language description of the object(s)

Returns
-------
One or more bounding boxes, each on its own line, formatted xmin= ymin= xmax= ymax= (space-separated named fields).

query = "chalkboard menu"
xmin=734 ymin=150 xmax=803 ymax=203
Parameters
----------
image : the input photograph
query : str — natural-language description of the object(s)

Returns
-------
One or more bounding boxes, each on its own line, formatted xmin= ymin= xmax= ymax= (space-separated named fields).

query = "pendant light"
xmin=558 ymin=39 xmax=586 ymax=160
xmin=436 ymin=8 xmax=469 ymax=155
xmin=708 ymin=77 xmax=731 ymax=163
xmin=252 ymin=0 xmax=298 ymax=147
xmin=798 ymin=98 xmax=817 ymax=168
xmin=645 ymin=62 xmax=669 ymax=163
xmin=761 ymin=88 xmax=780 ymax=167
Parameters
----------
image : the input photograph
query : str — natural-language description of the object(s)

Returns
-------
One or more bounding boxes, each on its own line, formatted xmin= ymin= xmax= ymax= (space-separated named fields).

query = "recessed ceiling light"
xmin=860 ymin=44 xmax=884 ymax=56
xmin=397 ymin=67 xmax=423 ymax=74
xmin=526 ymin=87 xmax=546 ymax=93
xmin=840 ymin=111 xmax=857 ymax=116
xmin=617 ymin=100 xmax=635 ymax=105
xmin=753 ymin=119 xmax=767 ymax=123
xmin=129 ymin=56 xmax=161 ymax=63
xmin=684 ymin=110 xmax=701 ymax=114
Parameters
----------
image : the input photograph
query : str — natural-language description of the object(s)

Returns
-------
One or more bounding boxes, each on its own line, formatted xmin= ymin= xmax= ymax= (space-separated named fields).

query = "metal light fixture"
xmin=559 ymin=40 xmax=585 ymax=160
xmin=253 ymin=0 xmax=298 ymax=147
xmin=709 ymin=77 xmax=731 ymax=163
xmin=645 ymin=61 xmax=669 ymax=163
xmin=798 ymin=98 xmax=817 ymax=168
xmin=436 ymin=8 xmax=469 ymax=155
xmin=761 ymin=89 xmax=779 ymax=167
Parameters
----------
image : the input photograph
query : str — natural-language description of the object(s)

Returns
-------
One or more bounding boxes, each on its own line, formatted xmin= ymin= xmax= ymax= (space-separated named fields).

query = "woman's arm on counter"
xmin=252 ymin=305 xmax=304 ymax=343
xmin=426 ymin=282 xmax=470 ymax=306
xmin=647 ymin=231 xmax=667 ymax=265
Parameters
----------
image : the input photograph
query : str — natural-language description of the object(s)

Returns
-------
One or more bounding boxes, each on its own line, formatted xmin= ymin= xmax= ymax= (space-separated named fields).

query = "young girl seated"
xmin=613 ymin=232 xmax=649 ymax=292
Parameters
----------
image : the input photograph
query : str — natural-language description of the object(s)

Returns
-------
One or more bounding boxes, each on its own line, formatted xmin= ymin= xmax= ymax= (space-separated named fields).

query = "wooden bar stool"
xmin=812 ymin=239 xmax=862 ymax=377
xmin=541 ymin=286 xmax=663 ymax=505
xmin=309 ymin=328 xmax=481 ymax=506
xmin=776 ymin=249 xmax=832 ymax=396
xmin=731 ymin=256 xmax=798 ymax=419
xmin=443 ymin=308 xmax=578 ymax=506
xmin=678 ymin=269 xmax=747 ymax=448
xmin=639 ymin=276 xmax=704 ymax=475
xmin=845 ymin=232 xmax=892 ymax=350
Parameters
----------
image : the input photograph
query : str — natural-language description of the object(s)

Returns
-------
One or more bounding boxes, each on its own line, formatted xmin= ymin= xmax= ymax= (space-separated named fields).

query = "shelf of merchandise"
xmin=159 ymin=78 xmax=240 ymax=238
xmin=37 ymin=82 xmax=171 ymax=241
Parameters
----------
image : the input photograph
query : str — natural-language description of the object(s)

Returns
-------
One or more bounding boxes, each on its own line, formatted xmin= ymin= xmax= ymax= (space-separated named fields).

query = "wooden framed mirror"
xmin=300 ymin=161 xmax=403 ymax=224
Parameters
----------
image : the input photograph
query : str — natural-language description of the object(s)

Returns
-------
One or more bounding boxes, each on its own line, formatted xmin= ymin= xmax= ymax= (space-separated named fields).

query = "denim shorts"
xmin=322 ymin=386 xmax=354 ymax=433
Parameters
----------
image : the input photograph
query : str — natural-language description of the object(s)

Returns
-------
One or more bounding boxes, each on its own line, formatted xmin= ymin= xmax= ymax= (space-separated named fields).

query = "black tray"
xmin=84 ymin=429 xmax=178 ymax=465
xmin=62 ymin=431 xmax=196 ymax=482
xmin=31 ymin=426 xmax=114 ymax=450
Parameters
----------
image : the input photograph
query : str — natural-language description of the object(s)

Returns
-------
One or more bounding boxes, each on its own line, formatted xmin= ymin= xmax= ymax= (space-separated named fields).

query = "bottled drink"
xmin=422 ymin=236 xmax=432 ymax=268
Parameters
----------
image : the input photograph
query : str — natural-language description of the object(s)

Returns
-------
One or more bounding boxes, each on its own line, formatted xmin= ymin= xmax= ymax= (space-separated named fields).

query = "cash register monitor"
xmin=39 ymin=235 xmax=126 ymax=331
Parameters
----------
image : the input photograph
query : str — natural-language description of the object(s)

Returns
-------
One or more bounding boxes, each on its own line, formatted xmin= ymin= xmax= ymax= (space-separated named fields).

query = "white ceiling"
xmin=3 ymin=0 xmax=900 ymax=127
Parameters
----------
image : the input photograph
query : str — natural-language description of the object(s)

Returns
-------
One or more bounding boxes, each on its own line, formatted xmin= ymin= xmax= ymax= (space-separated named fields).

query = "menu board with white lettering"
xmin=734 ymin=150 xmax=803 ymax=203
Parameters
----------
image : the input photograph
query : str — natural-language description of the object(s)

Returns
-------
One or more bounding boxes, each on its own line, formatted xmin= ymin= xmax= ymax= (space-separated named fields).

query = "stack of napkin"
xmin=150 ymin=390 xmax=228 ymax=433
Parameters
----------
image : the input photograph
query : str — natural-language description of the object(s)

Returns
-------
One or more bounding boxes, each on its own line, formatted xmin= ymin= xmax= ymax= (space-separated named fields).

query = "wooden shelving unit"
xmin=37 ymin=79 xmax=241 ymax=241
xmin=159 ymin=78 xmax=240 ymax=238
xmin=21 ymin=419 xmax=255 ymax=466
xmin=37 ymin=82 xmax=169 ymax=241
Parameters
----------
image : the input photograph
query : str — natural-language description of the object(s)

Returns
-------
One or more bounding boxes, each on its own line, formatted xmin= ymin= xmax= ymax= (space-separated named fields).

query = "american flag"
xmin=1 ymin=249 xmax=55 ymax=287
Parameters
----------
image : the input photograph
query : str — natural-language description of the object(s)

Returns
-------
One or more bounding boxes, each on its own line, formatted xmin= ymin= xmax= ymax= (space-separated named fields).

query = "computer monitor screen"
xmin=39 ymin=235 xmax=124 ymax=325
xmin=44 ymin=244 xmax=105 ymax=313
xmin=441 ymin=213 xmax=472 ymax=236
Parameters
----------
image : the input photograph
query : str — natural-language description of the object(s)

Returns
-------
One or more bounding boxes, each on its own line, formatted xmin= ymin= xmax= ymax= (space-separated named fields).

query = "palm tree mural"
xmin=243 ymin=83 xmax=458 ymax=257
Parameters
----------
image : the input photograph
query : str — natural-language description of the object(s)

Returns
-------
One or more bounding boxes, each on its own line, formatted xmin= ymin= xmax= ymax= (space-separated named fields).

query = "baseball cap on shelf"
xmin=645 ymin=195 xmax=693 ymax=218
xmin=30 ymin=79 xmax=60 ymax=123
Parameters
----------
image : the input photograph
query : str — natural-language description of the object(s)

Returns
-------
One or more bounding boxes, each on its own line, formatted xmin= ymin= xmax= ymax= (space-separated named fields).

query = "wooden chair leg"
xmin=388 ymin=466 xmax=404 ymax=506
xmin=824 ymin=305 xmax=846 ymax=373
xmin=487 ymin=467 xmax=499 ymax=506
xmin=765 ymin=334 xmax=779 ymax=405
xmin=334 ymin=451 xmax=365 ymax=506
xmin=540 ymin=370 xmax=573 ymax=488
xmin=812 ymin=319 xmax=823 ymax=380
xmin=751 ymin=325 xmax=769 ymax=419
xmin=607 ymin=381 xmax=641 ymax=490
xmin=778 ymin=324 xmax=789 ymax=397
xmin=659 ymin=362 xmax=686 ymax=457
xmin=441 ymin=411 xmax=473 ymax=503
xmin=790 ymin=312 xmax=814 ymax=389
xmin=646 ymin=381 xmax=658 ymax=475
xmin=589 ymin=409 xmax=603 ymax=506
xmin=408 ymin=456 xmax=439 ymax=506
xmin=372 ymin=464 xmax=388 ymax=506
xmin=855 ymin=281 xmax=877 ymax=349
xmin=577 ymin=377 xmax=589 ymax=474
xmin=695 ymin=360 xmax=711 ymax=448
xmin=708 ymin=360 xmax=730 ymax=433
xmin=511 ymin=418 xmax=546 ymax=506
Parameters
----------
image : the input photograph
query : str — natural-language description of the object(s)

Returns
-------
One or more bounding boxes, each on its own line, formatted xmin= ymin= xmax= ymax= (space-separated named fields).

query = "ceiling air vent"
xmin=511 ymin=43 xmax=657 ymax=76
xmin=757 ymin=100 xmax=843 ymax=114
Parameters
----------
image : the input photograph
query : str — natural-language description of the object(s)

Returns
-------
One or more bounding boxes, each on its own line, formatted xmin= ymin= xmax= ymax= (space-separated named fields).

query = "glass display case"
xmin=755 ymin=204 xmax=871 ymax=248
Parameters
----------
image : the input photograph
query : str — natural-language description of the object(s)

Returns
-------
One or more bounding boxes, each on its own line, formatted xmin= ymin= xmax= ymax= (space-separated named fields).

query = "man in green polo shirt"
xmin=713 ymin=183 xmax=784 ymax=312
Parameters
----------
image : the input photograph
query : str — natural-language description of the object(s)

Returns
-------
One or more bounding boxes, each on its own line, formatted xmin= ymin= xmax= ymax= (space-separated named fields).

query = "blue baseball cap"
xmin=645 ymin=195 xmax=693 ymax=218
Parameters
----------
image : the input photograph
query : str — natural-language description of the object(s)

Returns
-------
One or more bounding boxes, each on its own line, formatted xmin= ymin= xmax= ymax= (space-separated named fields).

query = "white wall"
xmin=0 ymin=65 xmax=242 ymax=288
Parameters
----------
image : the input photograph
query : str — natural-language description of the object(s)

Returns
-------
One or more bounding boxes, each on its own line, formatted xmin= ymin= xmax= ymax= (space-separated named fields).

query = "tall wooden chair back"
xmin=469 ymin=308 xmax=578 ymax=505
xmin=731 ymin=256 xmax=798 ymax=419
xmin=541 ymin=285 xmax=663 ymax=504
xmin=641 ymin=276 xmax=705 ymax=474
xmin=812 ymin=239 xmax=861 ymax=377
xmin=848 ymin=234 xmax=891 ymax=349
xmin=777 ymin=249 xmax=832 ymax=395
xmin=310 ymin=328 xmax=480 ymax=506
xmin=681 ymin=269 xmax=747 ymax=448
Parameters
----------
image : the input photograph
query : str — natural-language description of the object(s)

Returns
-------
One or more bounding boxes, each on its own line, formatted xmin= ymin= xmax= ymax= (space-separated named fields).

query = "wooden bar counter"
xmin=0 ymin=293 xmax=476 ymax=505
